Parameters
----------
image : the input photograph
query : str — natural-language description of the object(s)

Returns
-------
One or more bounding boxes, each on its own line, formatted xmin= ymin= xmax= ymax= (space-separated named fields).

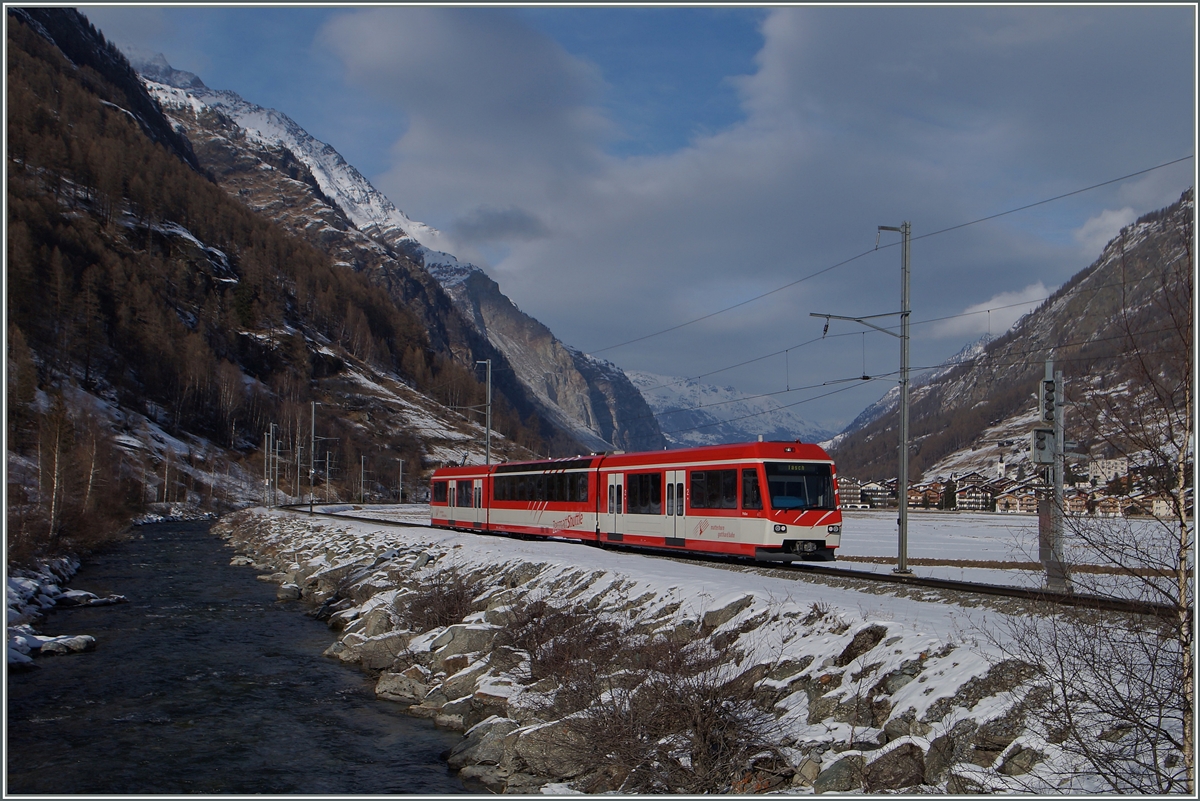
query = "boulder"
xmin=701 ymin=595 xmax=755 ymax=632
xmin=353 ymin=631 xmax=413 ymax=671
xmin=813 ymin=755 xmax=865 ymax=793
xmin=276 ymin=583 xmax=302 ymax=601
xmin=864 ymin=742 xmax=925 ymax=791
xmin=38 ymin=635 xmax=96 ymax=655
xmin=375 ymin=671 xmax=429 ymax=704
xmin=443 ymin=660 xmax=491 ymax=701
xmin=999 ymin=745 xmax=1042 ymax=776
xmin=431 ymin=624 xmax=498 ymax=665
xmin=457 ymin=765 xmax=509 ymax=793
xmin=834 ymin=624 xmax=888 ymax=668
xmin=511 ymin=719 xmax=594 ymax=779
xmin=447 ymin=716 xmax=522 ymax=769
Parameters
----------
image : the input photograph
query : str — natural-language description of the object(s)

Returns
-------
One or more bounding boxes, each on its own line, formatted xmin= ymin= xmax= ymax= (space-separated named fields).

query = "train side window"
xmin=666 ymin=482 xmax=674 ymax=515
xmin=616 ymin=485 xmax=623 ymax=514
xmin=457 ymin=480 xmax=473 ymax=508
xmin=432 ymin=481 xmax=447 ymax=504
xmin=626 ymin=472 xmax=662 ymax=515
xmin=676 ymin=482 xmax=684 ymax=516
xmin=690 ymin=469 xmax=737 ymax=509
xmin=742 ymin=469 xmax=763 ymax=510
xmin=475 ymin=486 xmax=482 ymax=508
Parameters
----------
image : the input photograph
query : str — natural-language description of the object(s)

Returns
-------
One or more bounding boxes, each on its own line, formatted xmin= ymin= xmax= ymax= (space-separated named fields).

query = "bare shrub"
xmin=493 ymin=598 xmax=625 ymax=716
xmin=566 ymin=632 xmax=784 ymax=793
xmin=395 ymin=566 xmax=485 ymax=632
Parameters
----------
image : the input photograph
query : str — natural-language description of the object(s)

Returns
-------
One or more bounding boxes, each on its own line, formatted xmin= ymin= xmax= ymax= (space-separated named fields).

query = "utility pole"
xmin=1034 ymin=360 xmax=1070 ymax=591
xmin=477 ymin=359 xmax=492 ymax=465
xmin=810 ymin=221 xmax=912 ymax=573
xmin=310 ymin=401 xmax=316 ymax=514
xmin=398 ymin=459 xmax=404 ymax=504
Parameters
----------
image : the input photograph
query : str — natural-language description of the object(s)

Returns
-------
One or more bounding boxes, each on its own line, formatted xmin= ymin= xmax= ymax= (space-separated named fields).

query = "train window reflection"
xmin=765 ymin=462 xmax=834 ymax=510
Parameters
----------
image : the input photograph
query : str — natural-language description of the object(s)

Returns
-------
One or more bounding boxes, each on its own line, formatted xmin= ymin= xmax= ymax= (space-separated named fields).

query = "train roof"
xmin=431 ymin=441 xmax=833 ymax=478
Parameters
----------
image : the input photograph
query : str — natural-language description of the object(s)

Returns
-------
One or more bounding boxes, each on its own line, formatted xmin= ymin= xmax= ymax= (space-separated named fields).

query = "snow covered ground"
xmin=223 ymin=506 xmax=1170 ymax=793
xmin=319 ymin=505 xmax=1165 ymax=593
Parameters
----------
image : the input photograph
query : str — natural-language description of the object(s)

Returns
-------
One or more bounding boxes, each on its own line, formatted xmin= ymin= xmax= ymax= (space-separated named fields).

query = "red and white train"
xmin=430 ymin=441 xmax=843 ymax=562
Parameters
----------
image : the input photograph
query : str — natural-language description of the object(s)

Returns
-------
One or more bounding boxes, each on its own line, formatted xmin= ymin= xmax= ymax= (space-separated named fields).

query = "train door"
xmin=603 ymin=472 xmax=624 ymax=540
xmin=665 ymin=470 xmax=685 ymax=545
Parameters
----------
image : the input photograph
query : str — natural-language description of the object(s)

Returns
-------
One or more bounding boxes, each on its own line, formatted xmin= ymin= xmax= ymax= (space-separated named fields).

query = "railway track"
xmin=279 ymin=505 xmax=1180 ymax=620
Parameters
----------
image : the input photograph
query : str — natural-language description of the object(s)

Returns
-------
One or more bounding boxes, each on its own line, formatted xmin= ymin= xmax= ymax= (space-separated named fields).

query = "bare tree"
xmin=986 ymin=207 xmax=1193 ymax=793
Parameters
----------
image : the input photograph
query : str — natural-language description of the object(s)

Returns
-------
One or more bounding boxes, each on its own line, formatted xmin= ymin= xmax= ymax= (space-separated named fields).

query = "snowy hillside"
xmin=825 ymin=334 xmax=997 ymax=450
xmin=628 ymin=371 xmax=835 ymax=448
xmin=133 ymin=52 xmax=665 ymax=454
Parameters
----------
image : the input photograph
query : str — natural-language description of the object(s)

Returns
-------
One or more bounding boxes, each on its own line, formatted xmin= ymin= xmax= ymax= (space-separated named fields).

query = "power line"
xmin=588 ymin=155 xmax=1193 ymax=356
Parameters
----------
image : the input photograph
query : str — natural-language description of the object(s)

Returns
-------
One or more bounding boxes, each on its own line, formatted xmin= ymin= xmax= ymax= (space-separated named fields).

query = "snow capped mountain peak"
xmin=627 ymin=371 xmax=835 ymax=447
xmin=127 ymin=51 xmax=465 ymax=266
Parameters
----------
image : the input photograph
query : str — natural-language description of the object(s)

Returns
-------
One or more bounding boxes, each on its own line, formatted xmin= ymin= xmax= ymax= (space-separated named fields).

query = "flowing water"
xmin=5 ymin=521 xmax=467 ymax=794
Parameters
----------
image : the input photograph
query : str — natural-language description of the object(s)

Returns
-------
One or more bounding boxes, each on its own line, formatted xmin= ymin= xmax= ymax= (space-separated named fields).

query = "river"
xmin=5 ymin=520 xmax=468 ymax=794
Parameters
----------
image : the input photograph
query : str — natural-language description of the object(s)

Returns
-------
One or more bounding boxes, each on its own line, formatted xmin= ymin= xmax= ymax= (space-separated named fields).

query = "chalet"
xmin=860 ymin=481 xmax=891 ymax=509
xmin=955 ymin=483 xmax=993 ymax=511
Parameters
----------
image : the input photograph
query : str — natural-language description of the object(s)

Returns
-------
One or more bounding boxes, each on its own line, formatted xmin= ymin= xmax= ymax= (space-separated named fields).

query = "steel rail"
xmin=276 ymin=505 xmax=1181 ymax=620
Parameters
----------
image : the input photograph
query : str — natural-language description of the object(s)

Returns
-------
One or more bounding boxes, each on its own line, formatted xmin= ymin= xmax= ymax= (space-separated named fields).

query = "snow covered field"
xmin=321 ymin=505 xmax=1170 ymax=592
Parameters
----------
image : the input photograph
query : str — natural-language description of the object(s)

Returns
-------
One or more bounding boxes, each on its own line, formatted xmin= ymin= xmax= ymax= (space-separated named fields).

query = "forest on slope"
xmin=5 ymin=9 xmax=545 ymax=564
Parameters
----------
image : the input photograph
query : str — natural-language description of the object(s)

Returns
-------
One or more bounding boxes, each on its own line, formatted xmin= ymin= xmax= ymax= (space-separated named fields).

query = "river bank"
xmin=219 ymin=505 xmax=1087 ymax=794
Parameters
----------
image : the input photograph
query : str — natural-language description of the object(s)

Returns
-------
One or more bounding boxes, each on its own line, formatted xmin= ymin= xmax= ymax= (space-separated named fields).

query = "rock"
xmin=512 ymin=719 xmax=593 ymax=779
xmin=276 ymin=583 xmax=302 ymax=601
xmin=257 ymin=572 xmax=290 ymax=584
xmin=834 ymin=624 xmax=888 ymax=667
xmin=999 ymin=745 xmax=1042 ymax=776
xmin=443 ymin=660 xmax=491 ymax=701
xmin=457 ymin=764 xmax=510 ymax=793
xmin=813 ymin=755 xmax=865 ymax=793
xmin=38 ymin=635 xmax=96 ymax=655
xmin=353 ymin=630 xmax=413 ymax=671
xmin=499 ymin=772 xmax=551 ymax=794
xmin=431 ymin=624 xmax=498 ymax=665
xmin=447 ymin=716 xmax=521 ymax=769
xmin=701 ymin=594 xmax=754 ymax=632
xmin=864 ymin=742 xmax=925 ymax=791
xmin=794 ymin=757 xmax=822 ymax=786
xmin=946 ymin=772 xmax=988 ymax=794
xmin=486 ymin=645 xmax=525 ymax=674
xmin=359 ymin=606 xmax=394 ymax=638
xmin=925 ymin=719 xmax=978 ymax=783
xmin=375 ymin=671 xmax=429 ymax=703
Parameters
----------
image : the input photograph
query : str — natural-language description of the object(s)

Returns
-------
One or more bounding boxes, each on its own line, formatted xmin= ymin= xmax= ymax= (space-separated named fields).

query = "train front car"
xmin=749 ymin=443 xmax=842 ymax=561
xmin=597 ymin=441 xmax=842 ymax=562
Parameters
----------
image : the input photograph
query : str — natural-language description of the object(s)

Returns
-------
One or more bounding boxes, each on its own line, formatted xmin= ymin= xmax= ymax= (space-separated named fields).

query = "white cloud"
xmin=929 ymin=283 xmax=1051 ymax=340
xmin=1073 ymin=207 xmax=1137 ymax=256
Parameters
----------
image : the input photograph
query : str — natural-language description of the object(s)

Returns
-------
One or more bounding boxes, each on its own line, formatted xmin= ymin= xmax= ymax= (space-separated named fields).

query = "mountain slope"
xmin=6 ymin=8 xmax=540 ymax=564
xmin=133 ymin=56 xmax=665 ymax=454
xmin=829 ymin=190 xmax=1193 ymax=481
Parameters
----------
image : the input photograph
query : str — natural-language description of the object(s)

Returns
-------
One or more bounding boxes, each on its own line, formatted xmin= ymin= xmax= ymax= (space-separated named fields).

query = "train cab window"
xmin=626 ymin=472 xmax=662 ymax=515
xmin=690 ymin=469 xmax=737 ymax=509
xmin=765 ymin=462 xmax=835 ymax=510
xmin=432 ymin=481 xmax=447 ymax=504
xmin=742 ymin=469 xmax=763 ymax=510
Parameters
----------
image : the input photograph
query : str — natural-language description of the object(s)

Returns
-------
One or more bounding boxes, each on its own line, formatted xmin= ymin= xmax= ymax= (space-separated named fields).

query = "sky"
xmin=79 ymin=3 xmax=1196 ymax=431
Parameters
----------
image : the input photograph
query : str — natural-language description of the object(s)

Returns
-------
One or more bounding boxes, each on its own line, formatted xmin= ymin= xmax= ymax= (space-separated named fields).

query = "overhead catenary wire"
xmin=587 ymin=155 xmax=1193 ymax=356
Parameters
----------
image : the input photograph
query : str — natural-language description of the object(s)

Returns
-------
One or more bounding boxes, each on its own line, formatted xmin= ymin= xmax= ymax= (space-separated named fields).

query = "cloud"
xmin=928 ymin=283 xmax=1051 ymax=340
xmin=1073 ymin=207 xmax=1136 ymax=256
xmin=450 ymin=206 xmax=550 ymax=245
xmin=313 ymin=6 xmax=1192 ymax=425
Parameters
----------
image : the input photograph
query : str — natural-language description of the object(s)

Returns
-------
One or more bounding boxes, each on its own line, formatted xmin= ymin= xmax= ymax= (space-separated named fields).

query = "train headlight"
xmin=773 ymin=524 xmax=787 ymax=534
xmin=827 ymin=525 xmax=841 ymax=534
